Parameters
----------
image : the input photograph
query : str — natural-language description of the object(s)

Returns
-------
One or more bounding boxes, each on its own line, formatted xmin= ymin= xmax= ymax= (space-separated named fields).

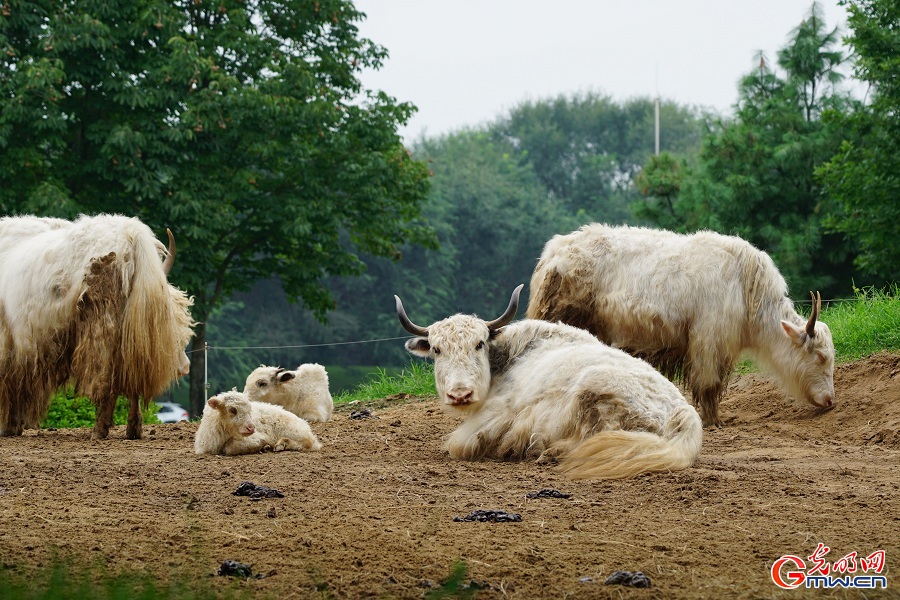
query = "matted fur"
xmin=0 ymin=214 xmax=195 ymax=439
xmin=527 ymin=224 xmax=835 ymax=426
xmin=402 ymin=308 xmax=703 ymax=479
xmin=243 ymin=363 xmax=333 ymax=423
xmin=194 ymin=390 xmax=321 ymax=456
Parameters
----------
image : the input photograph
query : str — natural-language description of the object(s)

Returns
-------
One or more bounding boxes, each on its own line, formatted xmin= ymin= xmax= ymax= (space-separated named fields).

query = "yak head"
xmin=244 ymin=365 xmax=296 ymax=404
xmin=207 ymin=390 xmax=256 ymax=436
xmin=396 ymin=285 xmax=523 ymax=413
xmin=779 ymin=291 xmax=835 ymax=409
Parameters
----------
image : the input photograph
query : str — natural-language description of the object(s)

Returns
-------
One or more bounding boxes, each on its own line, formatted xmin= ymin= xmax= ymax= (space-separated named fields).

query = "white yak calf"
xmin=194 ymin=390 xmax=321 ymax=456
xmin=396 ymin=285 xmax=703 ymax=479
xmin=243 ymin=364 xmax=333 ymax=423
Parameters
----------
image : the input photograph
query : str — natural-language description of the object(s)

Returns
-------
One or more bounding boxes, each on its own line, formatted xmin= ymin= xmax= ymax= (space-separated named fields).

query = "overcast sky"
xmin=354 ymin=1 xmax=852 ymax=142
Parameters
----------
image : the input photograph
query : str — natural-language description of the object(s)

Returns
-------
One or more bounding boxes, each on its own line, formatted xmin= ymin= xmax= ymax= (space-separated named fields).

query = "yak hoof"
xmin=91 ymin=428 xmax=110 ymax=440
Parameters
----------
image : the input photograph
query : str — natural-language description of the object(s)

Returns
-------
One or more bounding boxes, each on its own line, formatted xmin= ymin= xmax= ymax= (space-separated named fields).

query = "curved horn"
xmin=395 ymin=295 xmax=429 ymax=336
xmin=805 ymin=291 xmax=821 ymax=338
xmin=162 ymin=228 xmax=176 ymax=275
xmin=485 ymin=284 xmax=525 ymax=331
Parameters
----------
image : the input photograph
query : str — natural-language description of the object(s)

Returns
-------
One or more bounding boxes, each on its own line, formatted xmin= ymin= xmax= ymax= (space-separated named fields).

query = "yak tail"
xmin=119 ymin=223 xmax=194 ymax=401
xmin=559 ymin=404 xmax=703 ymax=480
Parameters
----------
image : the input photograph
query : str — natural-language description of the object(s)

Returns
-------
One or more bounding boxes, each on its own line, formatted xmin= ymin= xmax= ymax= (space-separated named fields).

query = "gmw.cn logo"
xmin=771 ymin=543 xmax=887 ymax=590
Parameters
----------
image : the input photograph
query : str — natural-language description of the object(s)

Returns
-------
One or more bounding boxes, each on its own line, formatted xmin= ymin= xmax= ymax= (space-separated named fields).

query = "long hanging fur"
xmin=0 ymin=214 xmax=194 ymax=438
xmin=559 ymin=404 xmax=703 ymax=479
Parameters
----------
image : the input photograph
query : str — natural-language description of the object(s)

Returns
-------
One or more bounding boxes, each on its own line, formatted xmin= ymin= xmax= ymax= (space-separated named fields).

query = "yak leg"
xmin=693 ymin=386 xmax=723 ymax=428
xmin=1 ymin=416 xmax=23 ymax=436
xmin=92 ymin=396 xmax=117 ymax=440
xmin=1 ymin=394 xmax=25 ymax=436
xmin=126 ymin=396 xmax=143 ymax=440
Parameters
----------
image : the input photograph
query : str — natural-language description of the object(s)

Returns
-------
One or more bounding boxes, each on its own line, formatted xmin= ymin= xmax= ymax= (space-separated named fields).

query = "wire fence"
xmin=192 ymin=293 xmax=870 ymax=389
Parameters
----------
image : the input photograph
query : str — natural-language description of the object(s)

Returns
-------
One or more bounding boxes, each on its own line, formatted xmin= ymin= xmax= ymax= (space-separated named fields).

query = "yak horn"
xmin=162 ymin=228 xmax=176 ymax=275
xmin=805 ymin=291 xmax=821 ymax=337
xmin=395 ymin=295 xmax=429 ymax=336
xmin=485 ymin=284 xmax=524 ymax=331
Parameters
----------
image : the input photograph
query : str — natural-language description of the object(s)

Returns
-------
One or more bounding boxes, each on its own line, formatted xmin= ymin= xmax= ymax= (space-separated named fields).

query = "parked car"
xmin=155 ymin=401 xmax=189 ymax=423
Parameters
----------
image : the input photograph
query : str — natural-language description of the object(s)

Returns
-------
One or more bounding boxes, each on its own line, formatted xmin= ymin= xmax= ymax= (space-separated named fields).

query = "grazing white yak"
xmin=243 ymin=363 xmax=333 ymax=423
xmin=0 ymin=214 xmax=195 ymax=439
xmin=194 ymin=390 xmax=321 ymax=456
xmin=396 ymin=285 xmax=703 ymax=479
xmin=527 ymin=224 xmax=835 ymax=426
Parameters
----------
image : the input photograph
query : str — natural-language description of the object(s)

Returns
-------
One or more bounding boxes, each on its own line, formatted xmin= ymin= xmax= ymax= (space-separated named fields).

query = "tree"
xmin=0 ymin=0 xmax=433 ymax=415
xmin=817 ymin=0 xmax=900 ymax=282
xmin=495 ymin=92 xmax=705 ymax=223
xmin=635 ymin=3 xmax=861 ymax=296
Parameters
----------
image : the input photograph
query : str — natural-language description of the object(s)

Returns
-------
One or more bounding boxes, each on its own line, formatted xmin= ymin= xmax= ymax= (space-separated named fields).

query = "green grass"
xmin=42 ymin=388 xmax=162 ymax=430
xmin=0 ymin=561 xmax=248 ymax=600
xmin=333 ymin=360 xmax=436 ymax=404
xmin=824 ymin=284 xmax=900 ymax=361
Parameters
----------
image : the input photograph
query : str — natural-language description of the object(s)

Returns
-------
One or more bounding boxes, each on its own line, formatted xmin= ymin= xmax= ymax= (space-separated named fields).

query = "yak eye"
xmin=257 ymin=381 xmax=267 ymax=388
xmin=228 ymin=407 xmax=237 ymax=416
xmin=433 ymin=347 xmax=441 ymax=355
xmin=475 ymin=341 xmax=484 ymax=351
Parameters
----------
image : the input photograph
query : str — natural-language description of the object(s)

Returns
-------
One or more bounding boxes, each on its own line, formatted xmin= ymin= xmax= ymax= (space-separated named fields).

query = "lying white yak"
xmin=243 ymin=363 xmax=333 ymax=422
xmin=396 ymin=285 xmax=703 ymax=479
xmin=194 ymin=390 xmax=321 ymax=456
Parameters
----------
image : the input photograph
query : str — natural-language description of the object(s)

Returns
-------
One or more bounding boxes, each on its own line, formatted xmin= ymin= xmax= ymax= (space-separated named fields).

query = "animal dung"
xmin=525 ymin=488 xmax=572 ymax=499
xmin=232 ymin=481 xmax=285 ymax=501
xmin=453 ymin=510 xmax=522 ymax=523
xmin=604 ymin=570 xmax=651 ymax=588
xmin=216 ymin=560 xmax=271 ymax=579
xmin=349 ymin=408 xmax=378 ymax=420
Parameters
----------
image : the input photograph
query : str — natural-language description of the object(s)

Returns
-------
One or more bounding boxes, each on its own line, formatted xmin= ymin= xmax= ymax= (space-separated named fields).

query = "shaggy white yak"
xmin=0 ymin=214 xmax=194 ymax=439
xmin=396 ymin=285 xmax=703 ymax=479
xmin=527 ymin=224 xmax=835 ymax=426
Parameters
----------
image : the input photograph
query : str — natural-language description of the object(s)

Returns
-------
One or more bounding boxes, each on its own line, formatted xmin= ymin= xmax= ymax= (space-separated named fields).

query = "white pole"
xmin=655 ymin=97 xmax=660 ymax=156
xmin=204 ymin=342 xmax=210 ymax=391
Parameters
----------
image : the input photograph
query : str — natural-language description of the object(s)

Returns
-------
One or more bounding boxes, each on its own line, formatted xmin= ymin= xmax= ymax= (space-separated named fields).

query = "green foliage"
xmin=495 ymin=92 xmax=706 ymax=221
xmin=0 ymin=0 xmax=434 ymax=415
xmin=0 ymin=560 xmax=247 ymax=600
xmin=425 ymin=562 xmax=478 ymax=600
xmin=824 ymin=284 xmax=900 ymax=361
xmin=817 ymin=0 xmax=900 ymax=281
xmin=41 ymin=388 xmax=162 ymax=429
xmin=334 ymin=361 xmax=436 ymax=404
xmin=635 ymin=3 xmax=866 ymax=297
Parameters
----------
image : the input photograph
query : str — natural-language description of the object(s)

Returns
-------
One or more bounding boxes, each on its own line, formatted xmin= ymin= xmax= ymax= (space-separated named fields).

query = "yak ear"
xmin=207 ymin=397 xmax=223 ymax=410
xmin=405 ymin=337 xmax=432 ymax=357
xmin=781 ymin=320 xmax=807 ymax=346
xmin=278 ymin=371 xmax=296 ymax=383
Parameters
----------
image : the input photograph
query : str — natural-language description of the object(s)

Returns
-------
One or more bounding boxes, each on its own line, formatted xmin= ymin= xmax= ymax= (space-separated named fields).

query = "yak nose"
xmin=241 ymin=424 xmax=256 ymax=436
xmin=446 ymin=388 xmax=474 ymax=406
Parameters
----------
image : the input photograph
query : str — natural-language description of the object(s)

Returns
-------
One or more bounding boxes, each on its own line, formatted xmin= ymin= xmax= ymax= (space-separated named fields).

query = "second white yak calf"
xmin=194 ymin=390 xmax=321 ymax=456
xmin=395 ymin=285 xmax=703 ymax=479
xmin=244 ymin=364 xmax=333 ymax=423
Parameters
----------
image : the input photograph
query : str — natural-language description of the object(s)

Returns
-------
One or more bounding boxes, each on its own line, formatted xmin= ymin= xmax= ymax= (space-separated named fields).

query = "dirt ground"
xmin=0 ymin=353 xmax=898 ymax=599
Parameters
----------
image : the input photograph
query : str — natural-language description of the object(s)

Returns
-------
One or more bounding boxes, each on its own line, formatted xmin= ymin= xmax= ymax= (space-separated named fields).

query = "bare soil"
xmin=1 ymin=353 xmax=898 ymax=599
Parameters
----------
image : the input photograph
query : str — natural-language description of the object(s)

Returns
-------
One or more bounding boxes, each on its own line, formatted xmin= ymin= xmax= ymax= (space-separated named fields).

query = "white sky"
xmin=354 ymin=1 xmax=852 ymax=142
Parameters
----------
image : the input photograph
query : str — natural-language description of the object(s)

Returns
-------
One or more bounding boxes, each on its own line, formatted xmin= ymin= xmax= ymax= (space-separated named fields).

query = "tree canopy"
xmin=0 ymin=0 xmax=433 ymax=414
xmin=635 ymin=3 xmax=863 ymax=297
xmin=817 ymin=0 xmax=900 ymax=281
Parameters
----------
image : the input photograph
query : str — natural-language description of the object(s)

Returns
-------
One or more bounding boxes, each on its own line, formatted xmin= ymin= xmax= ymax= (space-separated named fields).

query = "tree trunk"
xmin=189 ymin=322 xmax=208 ymax=419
